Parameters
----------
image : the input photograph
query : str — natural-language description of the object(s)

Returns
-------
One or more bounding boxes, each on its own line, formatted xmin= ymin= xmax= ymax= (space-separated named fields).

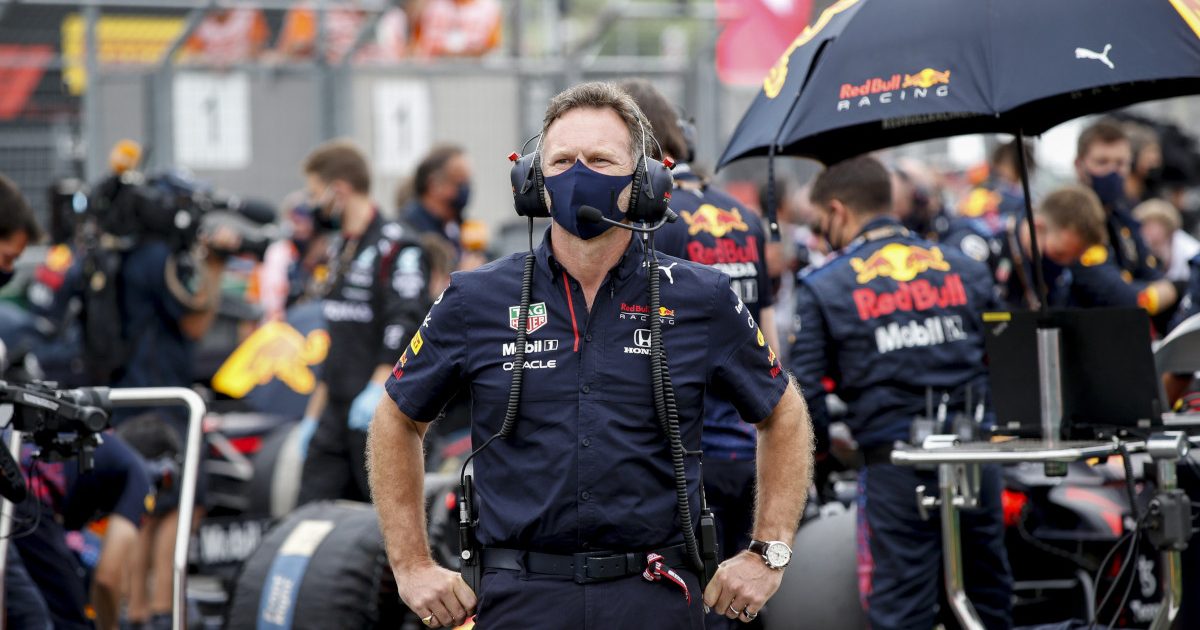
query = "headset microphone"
xmin=577 ymin=205 xmax=677 ymax=233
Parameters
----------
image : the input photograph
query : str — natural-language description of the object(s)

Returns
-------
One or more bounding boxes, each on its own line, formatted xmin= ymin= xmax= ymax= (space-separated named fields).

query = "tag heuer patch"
xmin=509 ymin=302 xmax=548 ymax=334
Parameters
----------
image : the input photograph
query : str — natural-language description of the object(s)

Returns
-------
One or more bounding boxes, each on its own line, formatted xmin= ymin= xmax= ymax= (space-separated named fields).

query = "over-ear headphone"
xmin=508 ymin=120 xmax=675 ymax=224
xmin=509 ymin=135 xmax=548 ymax=218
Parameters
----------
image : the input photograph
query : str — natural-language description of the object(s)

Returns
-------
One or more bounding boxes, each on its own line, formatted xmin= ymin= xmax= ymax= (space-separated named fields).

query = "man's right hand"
xmin=394 ymin=561 xmax=477 ymax=628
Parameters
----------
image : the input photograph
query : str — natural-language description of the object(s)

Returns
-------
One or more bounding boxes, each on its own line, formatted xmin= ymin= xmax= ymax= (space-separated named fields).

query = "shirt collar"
xmin=535 ymin=227 xmax=644 ymax=284
xmin=405 ymin=201 xmax=443 ymax=230
xmin=854 ymin=215 xmax=904 ymax=239
xmin=672 ymin=162 xmax=700 ymax=183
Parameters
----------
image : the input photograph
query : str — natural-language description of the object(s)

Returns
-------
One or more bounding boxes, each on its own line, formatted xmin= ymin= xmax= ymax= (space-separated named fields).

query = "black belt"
xmin=481 ymin=544 xmax=692 ymax=584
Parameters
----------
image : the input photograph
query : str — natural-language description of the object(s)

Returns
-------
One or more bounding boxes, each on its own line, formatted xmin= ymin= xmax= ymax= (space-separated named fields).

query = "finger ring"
xmin=745 ymin=609 xmax=759 ymax=621
xmin=421 ymin=614 xmax=436 ymax=627
xmin=727 ymin=604 xmax=739 ymax=614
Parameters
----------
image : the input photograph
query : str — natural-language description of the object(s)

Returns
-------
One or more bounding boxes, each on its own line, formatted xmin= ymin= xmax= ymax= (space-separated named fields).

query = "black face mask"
xmin=314 ymin=208 xmax=341 ymax=233
xmin=1143 ymin=167 xmax=1165 ymax=195
xmin=450 ymin=182 xmax=471 ymax=216
xmin=821 ymin=212 xmax=843 ymax=252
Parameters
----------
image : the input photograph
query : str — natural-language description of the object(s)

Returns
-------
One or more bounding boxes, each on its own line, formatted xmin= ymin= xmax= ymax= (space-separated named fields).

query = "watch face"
xmin=765 ymin=542 xmax=791 ymax=567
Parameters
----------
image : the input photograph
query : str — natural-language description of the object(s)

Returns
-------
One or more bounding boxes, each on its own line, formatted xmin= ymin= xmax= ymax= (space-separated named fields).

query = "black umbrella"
xmin=719 ymin=0 xmax=1200 ymax=305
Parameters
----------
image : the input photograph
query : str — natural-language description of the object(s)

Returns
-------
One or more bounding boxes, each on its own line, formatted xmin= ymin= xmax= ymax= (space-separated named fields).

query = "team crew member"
xmin=893 ymin=161 xmax=999 ymax=273
xmin=400 ymin=144 xmax=473 ymax=256
xmin=789 ymin=156 xmax=1012 ymax=629
xmin=1075 ymin=119 xmax=1165 ymax=283
xmin=958 ymin=139 xmax=1034 ymax=233
xmin=1052 ymin=188 xmax=1178 ymax=318
xmin=368 ymin=82 xmax=813 ymax=629
xmin=620 ymin=79 xmax=776 ymax=628
xmin=297 ymin=140 xmax=430 ymax=504
xmin=993 ymin=186 xmax=1109 ymax=310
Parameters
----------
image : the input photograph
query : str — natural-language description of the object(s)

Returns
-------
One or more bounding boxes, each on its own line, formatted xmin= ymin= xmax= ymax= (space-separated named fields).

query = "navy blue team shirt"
xmin=384 ymin=229 xmax=788 ymax=554
xmin=790 ymin=216 xmax=997 ymax=451
xmin=654 ymin=170 xmax=773 ymax=461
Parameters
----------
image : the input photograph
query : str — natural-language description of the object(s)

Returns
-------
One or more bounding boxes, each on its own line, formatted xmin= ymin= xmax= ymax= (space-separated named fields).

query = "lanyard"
xmin=845 ymin=224 xmax=910 ymax=251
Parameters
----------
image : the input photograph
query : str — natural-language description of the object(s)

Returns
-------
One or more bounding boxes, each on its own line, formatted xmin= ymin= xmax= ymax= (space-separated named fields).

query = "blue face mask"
xmin=1090 ymin=171 xmax=1127 ymax=208
xmin=543 ymin=161 xmax=633 ymax=240
xmin=451 ymin=182 xmax=471 ymax=215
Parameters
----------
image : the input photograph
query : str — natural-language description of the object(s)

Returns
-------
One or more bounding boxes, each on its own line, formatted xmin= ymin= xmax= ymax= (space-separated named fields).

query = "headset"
xmin=508 ymin=127 xmax=676 ymax=224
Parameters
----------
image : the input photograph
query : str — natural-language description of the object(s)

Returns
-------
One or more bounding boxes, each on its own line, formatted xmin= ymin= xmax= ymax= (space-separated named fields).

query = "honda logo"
xmin=634 ymin=329 xmax=652 ymax=348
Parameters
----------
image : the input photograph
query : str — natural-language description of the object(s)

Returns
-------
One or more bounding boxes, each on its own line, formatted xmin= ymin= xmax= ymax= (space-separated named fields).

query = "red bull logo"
xmin=681 ymin=204 xmax=750 ymax=238
xmin=213 ymin=322 xmax=331 ymax=398
xmin=837 ymin=67 xmax=952 ymax=111
xmin=620 ymin=303 xmax=678 ymax=323
xmin=850 ymin=243 xmax=951 ymax=284
xmin=687 ymin=235 xmax=760 ymax=266
xmin=853 ymin=274 xmax=968 ymax=321
xmin=902 ymin=68 xmax=951 ymax=89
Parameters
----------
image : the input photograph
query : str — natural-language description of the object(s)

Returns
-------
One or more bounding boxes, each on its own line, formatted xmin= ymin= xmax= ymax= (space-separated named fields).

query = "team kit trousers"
xmin=299 ymin=397 xmax=370 ymax=504
xmin=857 ymin=462 xmax=1013 ymax=630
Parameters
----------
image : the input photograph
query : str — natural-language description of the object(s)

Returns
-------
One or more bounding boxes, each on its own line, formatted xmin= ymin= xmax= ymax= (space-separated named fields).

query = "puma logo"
xmin=660 ymin=261 xmax=678 ymax=285
xmin=1075 ymin=44 xmax=1114 ymax=69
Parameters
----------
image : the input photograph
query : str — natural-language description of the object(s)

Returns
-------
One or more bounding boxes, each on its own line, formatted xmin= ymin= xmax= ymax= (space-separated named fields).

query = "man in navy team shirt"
xmin=366 ymin=82 xmax=814 ymax=629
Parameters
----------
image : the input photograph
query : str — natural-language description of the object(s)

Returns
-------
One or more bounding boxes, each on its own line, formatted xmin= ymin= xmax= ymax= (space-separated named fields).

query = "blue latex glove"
xmin=297 ymin=416 xmax=318 ymax=459
xmin=348 ymin=382 xmax=385 ymax=431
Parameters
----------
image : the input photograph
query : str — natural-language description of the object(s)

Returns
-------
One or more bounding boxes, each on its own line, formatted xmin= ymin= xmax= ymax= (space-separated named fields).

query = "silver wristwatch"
xmin=748 ymin=539 xmax=792 ymax=570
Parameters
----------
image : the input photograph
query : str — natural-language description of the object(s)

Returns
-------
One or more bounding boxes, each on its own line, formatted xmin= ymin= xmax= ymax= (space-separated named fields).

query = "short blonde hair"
xmin=1037 ymin=185 xmax=1107 ymax=248
xmin=1133 ymin=198 xmax=1181 ymax=234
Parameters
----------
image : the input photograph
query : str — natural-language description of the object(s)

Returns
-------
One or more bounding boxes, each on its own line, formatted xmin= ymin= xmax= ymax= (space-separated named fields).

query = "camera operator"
xmin=0 ymin=176 xmax=153 ymax=630
xmin=51 ymin=142 xmax=241 ymax=629
xmin=296 ymin=140 xmax=431 ymax=504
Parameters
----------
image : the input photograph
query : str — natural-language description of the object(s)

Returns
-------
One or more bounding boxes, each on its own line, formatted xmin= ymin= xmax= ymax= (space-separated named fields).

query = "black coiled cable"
xmin=646 ymin=233 xmax=703 ymax=574
xmin=460 ymin=222 xmax=536 ymax=487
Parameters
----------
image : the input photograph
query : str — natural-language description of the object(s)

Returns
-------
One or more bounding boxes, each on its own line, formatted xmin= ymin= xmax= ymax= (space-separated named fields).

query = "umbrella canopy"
xmin=719 ymin=0 xmax=1200 ymax=167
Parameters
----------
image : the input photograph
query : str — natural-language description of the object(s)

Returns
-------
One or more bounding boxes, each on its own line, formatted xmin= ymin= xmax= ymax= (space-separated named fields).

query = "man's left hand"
xmin=348 ymin=382 xmax=385 ymax=431
xmin=703 ymin=551 xmax=785 ymax=623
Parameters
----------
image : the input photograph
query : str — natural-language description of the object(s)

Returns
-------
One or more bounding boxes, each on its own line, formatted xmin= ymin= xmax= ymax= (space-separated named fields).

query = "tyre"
xmin=765 ymin=505 xmax=865 ymax=630
xmin=225 ymin=501 xmax=404 ymax=629
xmin=245 ymin=422 xmax=305 ymax=519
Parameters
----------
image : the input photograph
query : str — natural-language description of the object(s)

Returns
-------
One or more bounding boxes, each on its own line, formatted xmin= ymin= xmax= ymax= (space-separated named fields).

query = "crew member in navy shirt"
xmin=789 ymin=156 xmax=1011 ymax=629
xmin=367 ymin=82 xmax=813 ymax=629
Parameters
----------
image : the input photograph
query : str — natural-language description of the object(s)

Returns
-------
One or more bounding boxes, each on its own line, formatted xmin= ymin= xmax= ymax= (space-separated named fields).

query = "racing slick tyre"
xmin=246 ymin=422 xmax=305 ymax=519
xmin=765 ymin=505 xmax=865 ymax=630
xmin=225 ymin=500 xmax=404 ymax=629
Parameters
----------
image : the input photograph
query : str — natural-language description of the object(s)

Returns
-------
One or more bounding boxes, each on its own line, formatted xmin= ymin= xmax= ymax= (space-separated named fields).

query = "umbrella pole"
xmin=1015 ymin=128 xmax=1048 ymax=312
xmin=766 ymin=143 xmax=780 ymax=241
xmin=1014 ymin=128 xmax=1067 ymax=450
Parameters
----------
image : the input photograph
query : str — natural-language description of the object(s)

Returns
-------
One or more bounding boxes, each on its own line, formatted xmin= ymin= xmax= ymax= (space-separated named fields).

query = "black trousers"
xmin=298 ymin=397 xmax=370 ymax=504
